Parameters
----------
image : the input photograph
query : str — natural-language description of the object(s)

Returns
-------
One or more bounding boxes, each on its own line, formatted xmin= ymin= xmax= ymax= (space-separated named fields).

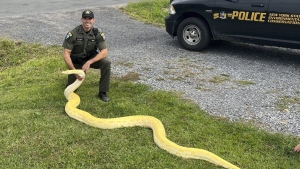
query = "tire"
xmin=177 ymin=17 xmax=211 ymax=51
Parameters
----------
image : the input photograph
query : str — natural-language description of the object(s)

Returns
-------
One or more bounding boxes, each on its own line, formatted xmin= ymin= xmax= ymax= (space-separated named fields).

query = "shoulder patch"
xmin=100 ymin=33 xmax=105 ymax=40
xmin=65 ymin=32 xmax=73 ymax=39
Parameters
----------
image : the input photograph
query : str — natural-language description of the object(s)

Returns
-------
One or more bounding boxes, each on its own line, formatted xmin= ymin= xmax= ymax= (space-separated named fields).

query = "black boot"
xmin=98 ymin=92 xmax=110 ymax=102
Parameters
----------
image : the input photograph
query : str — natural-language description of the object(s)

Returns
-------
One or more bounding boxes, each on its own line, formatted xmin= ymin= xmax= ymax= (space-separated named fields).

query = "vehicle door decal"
xmin=214 ymin=11 xmax=266 ymax=22
xmin=268 ymin=13 xmax=300 ymax=25
xmin=214 ymin=11 xmax=300 ymax=25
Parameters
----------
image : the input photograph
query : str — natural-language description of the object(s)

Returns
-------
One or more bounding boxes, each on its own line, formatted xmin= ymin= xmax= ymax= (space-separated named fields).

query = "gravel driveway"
xmin=1 ymin=4 xmax=300 ymax=137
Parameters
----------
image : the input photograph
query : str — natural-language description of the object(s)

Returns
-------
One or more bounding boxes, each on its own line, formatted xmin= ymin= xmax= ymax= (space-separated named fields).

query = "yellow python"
xmin=62 ymin=69 xmax=240 ymax=169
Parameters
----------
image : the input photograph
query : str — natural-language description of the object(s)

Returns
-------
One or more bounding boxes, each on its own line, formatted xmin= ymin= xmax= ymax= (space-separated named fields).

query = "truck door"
xmin=213 ymin=0 xmax=270 ymax=40
xmin=267 ymin=0 xmax=300 ymax=46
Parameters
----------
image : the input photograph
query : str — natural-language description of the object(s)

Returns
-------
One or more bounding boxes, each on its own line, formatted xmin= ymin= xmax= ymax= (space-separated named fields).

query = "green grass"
xmin=1 ymin=0 xmax=300 ymax=168
xmin=120 ymin=0 xmax=170 ymax=27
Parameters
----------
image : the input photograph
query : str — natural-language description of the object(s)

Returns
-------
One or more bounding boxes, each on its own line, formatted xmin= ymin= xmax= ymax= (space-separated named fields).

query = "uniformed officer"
xmin=62 ymin=9 xmax=111 ymax=102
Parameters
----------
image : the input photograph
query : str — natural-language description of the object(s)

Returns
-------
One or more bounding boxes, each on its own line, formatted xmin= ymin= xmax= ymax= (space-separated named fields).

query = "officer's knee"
xmin=103 ymin=59 xmax=111 ymax=67
xmin=99 ymin=59 xmax=111 ymax=70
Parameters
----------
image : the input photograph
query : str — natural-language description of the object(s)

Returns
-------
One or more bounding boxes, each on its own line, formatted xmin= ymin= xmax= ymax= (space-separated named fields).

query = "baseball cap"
xmin=82 ymin=10 xmax=94 ymax=18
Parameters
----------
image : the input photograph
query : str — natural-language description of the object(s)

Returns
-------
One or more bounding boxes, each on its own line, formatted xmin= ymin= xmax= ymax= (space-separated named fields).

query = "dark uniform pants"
xmin=67 ymin=58 xmax=111 ymax=92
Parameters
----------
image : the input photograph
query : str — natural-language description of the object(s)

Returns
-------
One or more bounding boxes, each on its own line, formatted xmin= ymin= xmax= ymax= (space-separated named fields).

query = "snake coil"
xmin=62 ymin=69 xmax=240 ymax=169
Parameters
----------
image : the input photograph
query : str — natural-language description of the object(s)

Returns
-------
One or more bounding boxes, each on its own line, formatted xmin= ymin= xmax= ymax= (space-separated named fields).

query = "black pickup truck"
xmin=165 ymin=0 xmax=300 ymax=51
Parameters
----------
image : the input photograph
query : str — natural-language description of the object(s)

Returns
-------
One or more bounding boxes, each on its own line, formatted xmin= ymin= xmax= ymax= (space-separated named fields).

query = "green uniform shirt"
xmin=62 ymin=25 xmax=107 ymax=57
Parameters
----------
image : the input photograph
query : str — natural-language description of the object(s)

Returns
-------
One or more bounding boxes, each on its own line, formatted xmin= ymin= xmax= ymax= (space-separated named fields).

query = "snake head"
xmin=62 ymin=69 xmax=85 ymax=78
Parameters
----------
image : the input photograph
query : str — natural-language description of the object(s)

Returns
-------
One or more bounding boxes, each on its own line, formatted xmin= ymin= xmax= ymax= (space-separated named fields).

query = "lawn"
xmin=1 ymin=0 xmax=300 ymax=168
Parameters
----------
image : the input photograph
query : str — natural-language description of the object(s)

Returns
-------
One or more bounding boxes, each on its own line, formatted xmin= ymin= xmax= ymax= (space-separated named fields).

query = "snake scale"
xmin=62 ymin=70 xmax=240 ymax=169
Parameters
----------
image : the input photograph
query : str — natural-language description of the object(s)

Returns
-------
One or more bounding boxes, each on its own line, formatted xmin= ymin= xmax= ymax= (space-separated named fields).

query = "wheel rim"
xmin=183 ymin=25 xmax=201 ymax=45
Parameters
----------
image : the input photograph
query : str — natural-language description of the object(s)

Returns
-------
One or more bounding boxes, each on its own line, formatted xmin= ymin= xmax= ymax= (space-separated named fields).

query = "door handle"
xmin=226 ymin=0 xmax=239 ymax=3
xmin=251 ymin=3 xmax=265 ymax=7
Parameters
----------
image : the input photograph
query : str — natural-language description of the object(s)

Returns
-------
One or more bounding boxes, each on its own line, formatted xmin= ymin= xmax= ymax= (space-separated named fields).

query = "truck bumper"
xmin=165 ymin=15 xmax=177 ymax=37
